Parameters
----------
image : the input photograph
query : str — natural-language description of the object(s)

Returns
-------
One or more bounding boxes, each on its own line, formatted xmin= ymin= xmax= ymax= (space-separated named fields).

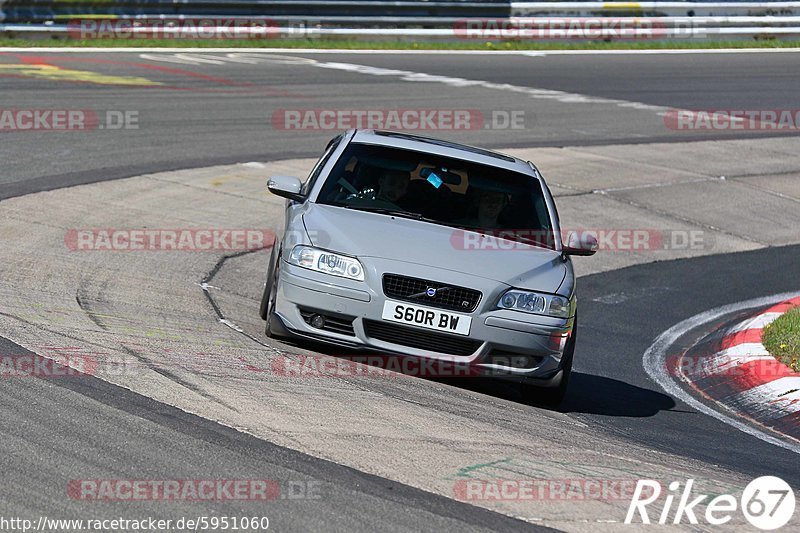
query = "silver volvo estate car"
xmin=260 ymin=130 xmax=596 ymax=405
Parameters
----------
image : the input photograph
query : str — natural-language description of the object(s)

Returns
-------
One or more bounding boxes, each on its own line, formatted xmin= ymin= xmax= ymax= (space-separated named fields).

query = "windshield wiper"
xmin=342 ymin=205 xmax=427 ymax=221
xmin=338 ymin=204 xmax=469 ymax=230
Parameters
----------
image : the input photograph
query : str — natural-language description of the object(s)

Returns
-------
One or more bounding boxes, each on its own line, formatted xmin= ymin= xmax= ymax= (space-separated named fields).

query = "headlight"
xmin=497 ymin=290 xmax=573 ymax=318
xmin=288 ymin=245 xmax=365 ymax=281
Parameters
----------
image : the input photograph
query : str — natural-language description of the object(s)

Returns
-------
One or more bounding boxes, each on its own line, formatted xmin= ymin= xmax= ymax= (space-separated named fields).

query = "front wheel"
xmin=259 ymin=246 xmax=281 ymax=337
xmin=259 ymin=246 xmax=276 ymax=320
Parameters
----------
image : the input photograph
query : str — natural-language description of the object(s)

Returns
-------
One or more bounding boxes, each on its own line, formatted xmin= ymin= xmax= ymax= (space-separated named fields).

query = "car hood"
xmin=303 ymin=204 xmax=567 ymax=292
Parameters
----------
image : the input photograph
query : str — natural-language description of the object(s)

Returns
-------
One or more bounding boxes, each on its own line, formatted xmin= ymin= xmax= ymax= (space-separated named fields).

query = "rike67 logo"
xmin=626 ymin=477 xmax=795 ymax=530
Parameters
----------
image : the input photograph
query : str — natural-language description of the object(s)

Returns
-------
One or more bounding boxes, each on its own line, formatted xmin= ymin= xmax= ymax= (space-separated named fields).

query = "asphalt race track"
xmin=1 ymin=49 xmax=800 ymax=531
xmin=4 ymin=50 xmax=800 ymax=195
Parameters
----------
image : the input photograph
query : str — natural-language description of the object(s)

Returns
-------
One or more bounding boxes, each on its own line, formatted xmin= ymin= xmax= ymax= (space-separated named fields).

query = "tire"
xmin=520 ymin=315 xmax=577 ymax=408
xmin=259 ymin=246 xmax=281 ymax=338
xmin=258 ymin=245 xmax=277 ymax=320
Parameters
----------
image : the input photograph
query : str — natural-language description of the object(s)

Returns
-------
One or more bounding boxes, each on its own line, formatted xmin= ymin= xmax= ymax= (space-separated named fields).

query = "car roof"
xmin=349 ymin=130 xmax=539 ymax=177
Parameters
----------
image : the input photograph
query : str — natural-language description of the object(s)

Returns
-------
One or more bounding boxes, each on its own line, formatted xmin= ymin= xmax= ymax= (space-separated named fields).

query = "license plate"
xmin=381 ymin=300 xmax=472 ymax=336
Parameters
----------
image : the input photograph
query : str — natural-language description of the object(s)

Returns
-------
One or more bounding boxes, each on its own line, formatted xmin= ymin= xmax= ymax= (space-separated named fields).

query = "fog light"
xmin=310 ymin=314 xmax=326 ymax=329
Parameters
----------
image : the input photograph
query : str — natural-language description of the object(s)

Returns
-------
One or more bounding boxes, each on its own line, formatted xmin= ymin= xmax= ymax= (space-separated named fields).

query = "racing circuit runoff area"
xmin=1 ymin=48 xmax=800 ymax=531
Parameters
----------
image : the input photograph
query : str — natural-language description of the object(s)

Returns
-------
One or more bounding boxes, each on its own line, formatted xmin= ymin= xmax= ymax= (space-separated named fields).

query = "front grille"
xmin=363 ymin=319 xmax=481 ymax=356
xmin=299 ymin=308 xmax=356 ymax=337
xmin=382 ymin=274 xmax=482 ymax=313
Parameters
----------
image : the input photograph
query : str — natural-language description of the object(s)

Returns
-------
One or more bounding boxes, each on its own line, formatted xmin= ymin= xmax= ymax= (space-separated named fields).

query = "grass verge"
xmin=1 ymin=37 xmax=800 ymax=50
xmin=763 ymin=307 xmax=800 ymax=372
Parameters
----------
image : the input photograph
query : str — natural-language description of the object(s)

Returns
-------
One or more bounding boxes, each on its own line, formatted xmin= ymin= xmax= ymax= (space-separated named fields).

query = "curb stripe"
xmin=726 ymin=377 xmax=800 ymax=421
xmin=681 ymin=296 xmax=800 ymax=433
xmin=720 ymin=328 xmax=765 ymax=350
xmin=642 ymin=291 xmax=800 ymax=455
xmin=695 ymin=360 xmax=795 ymax=398
xmin=727 ymin=312 xmax=782 ymax=333
xmin=695 ymin=353 xmax=774 ymax=378
xmin=684 ymin=343 xmax=770 ymax=380
xmin=764 ymin=296 xmax=800 ymax=315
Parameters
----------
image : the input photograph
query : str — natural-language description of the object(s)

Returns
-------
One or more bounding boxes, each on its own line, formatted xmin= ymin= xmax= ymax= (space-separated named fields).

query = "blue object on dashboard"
xmin=427 ymin=172 xmax=443 ymax=189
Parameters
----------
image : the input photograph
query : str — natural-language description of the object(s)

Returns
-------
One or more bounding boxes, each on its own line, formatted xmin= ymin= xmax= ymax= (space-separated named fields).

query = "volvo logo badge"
xmin=426 ymin=287 xmax=437 ymax=297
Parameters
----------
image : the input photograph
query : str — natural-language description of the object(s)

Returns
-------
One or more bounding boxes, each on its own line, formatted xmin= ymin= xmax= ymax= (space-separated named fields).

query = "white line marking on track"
xmin=310 ymin=60 xmax=668 ymax=113
xmin=134 ymin=51 xmax=673 ymax=115
xmin=643 ymin=291 xmax=800 ymax=454
xmin=17 ymin=48 xmax=792 ymax=119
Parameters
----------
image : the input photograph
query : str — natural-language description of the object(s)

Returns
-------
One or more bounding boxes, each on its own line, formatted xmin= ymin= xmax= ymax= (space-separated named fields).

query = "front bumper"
xmin=273 ymin=260 xmax=574 ymax=383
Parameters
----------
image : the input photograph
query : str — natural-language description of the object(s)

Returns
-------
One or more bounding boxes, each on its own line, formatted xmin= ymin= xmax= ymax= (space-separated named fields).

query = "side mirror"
xmin=563 ymin=231 xmax=598 ymax=257
xmin=267 ymin=176 xmax=304 ymax=202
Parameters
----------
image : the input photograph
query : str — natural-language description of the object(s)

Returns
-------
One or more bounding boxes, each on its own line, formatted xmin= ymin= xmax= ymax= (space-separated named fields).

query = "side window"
xmin=301 ymin=135 xmax=342 ymax=196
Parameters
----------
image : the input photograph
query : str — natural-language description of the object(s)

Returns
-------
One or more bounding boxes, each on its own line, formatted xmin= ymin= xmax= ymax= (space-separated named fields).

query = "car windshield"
xmin=316 ymin=142 xmax=554 ymax=248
